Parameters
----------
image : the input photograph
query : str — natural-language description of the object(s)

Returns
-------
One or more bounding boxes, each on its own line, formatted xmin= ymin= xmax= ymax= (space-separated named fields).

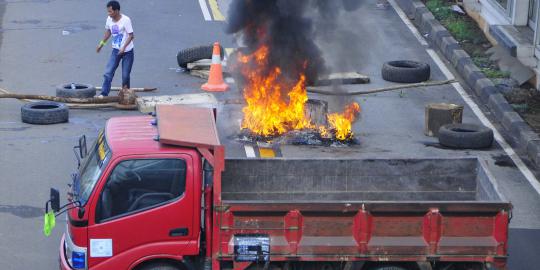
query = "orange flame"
xmin=239 ymin=45 xmax=312 ymax=137
xmin=237 ymin=45 xmax=361 ymax=141
xmin=327 ymin=102 xmax=361 ymax=140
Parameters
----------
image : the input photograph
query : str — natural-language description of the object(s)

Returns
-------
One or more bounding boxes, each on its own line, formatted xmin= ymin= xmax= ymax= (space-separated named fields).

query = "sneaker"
xmin=376 ymin=0 xmax=389 ymax=9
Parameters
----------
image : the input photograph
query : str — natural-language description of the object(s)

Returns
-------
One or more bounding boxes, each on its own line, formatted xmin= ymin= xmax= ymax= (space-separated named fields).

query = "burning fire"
xmin=326 ymin=103 xmax=361 ymax=140
xmin=237 ymin=45 xmax=361 ymax=141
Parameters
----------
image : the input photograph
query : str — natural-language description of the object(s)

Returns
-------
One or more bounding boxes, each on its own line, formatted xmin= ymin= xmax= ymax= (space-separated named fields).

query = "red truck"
xmin=47 ymin=105 xmax=511 ymax=270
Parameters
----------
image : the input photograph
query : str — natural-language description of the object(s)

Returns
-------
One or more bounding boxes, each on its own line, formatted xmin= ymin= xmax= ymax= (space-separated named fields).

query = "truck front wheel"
xmin=138 ymin=262 xmax=181 ymax=270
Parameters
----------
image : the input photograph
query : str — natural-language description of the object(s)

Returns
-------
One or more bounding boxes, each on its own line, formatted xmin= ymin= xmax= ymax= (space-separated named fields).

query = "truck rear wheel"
xmin=370 ymin=266 xmax=408 ymax=270
xmin=363 ymin=262 xmax=411 ymax=270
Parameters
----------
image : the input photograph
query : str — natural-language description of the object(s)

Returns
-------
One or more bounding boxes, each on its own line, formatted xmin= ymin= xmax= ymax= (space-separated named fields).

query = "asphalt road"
xmin=0 ymin=0 xmax=539 ymax=269
xmin=0 ymin=0 xmax=231 ymax=268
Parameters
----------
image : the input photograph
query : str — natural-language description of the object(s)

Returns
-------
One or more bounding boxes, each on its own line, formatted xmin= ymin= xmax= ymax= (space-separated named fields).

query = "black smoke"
xmin=226 ymin=0 xmax=360 ymax=84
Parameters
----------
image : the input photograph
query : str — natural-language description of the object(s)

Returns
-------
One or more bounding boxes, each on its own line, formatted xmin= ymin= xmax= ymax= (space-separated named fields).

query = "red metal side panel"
xmin=215 ymin=203 xmax=509 ymax=265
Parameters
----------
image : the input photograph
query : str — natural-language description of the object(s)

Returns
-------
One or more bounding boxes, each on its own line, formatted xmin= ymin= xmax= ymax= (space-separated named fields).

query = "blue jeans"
xmin=100 ymin=49 xmax=134 ymax=96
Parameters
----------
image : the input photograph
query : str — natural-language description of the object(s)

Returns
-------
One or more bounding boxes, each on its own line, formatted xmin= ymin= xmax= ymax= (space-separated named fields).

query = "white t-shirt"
xmin=106 ymin=14 xmax=134 ymax=52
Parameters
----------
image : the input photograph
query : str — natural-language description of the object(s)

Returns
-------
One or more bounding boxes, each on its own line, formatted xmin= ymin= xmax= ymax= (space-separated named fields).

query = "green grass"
xmin=446 ymin=20 xmax=473 ymax=41
xmin=425 ymin=0 xmax=476 ymax=41
xmin=480 ymin=68 xmax=510 ymax=78
xmin=424 ymin=0 xmax=508 ymax=79
xmin=426 ymin=0 xmax=452 ymax=20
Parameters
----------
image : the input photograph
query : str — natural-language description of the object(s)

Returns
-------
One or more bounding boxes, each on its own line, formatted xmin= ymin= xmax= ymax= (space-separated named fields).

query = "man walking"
xmin=96 ymin=1 xmax=134 ymax=97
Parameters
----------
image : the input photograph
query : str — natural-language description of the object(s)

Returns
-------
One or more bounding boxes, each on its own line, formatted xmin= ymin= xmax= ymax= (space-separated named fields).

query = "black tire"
xmin=177 ymin=44 xmax=225 ymax=68
xmin=56 ymin=83 xmax=95 ymax=98
xmin=438 ymin=123 xmax=494 ymax=149
xmin=382 ymin=60 xmax=431 ymax=83
xmin=21 ymin=101 xmax=69 ymax=125
xmin=138 ymin=262 xmax=180 ymax=270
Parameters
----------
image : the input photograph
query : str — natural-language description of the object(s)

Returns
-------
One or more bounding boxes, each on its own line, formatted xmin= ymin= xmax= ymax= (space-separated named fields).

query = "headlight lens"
xmin=65 ymin=230 xmax=87 ymax=269
xmin=72 ymin=251 xmax=86 ymax=269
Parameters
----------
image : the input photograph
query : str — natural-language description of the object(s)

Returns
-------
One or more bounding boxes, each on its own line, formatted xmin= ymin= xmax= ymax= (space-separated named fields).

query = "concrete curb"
xmin=396 ymin=0 xmax=540 ymax=166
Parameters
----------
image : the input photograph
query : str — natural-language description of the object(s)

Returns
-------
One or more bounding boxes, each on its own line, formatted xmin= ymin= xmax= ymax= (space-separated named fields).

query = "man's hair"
xmin=107 ymin=1 xmax=120 ymax=11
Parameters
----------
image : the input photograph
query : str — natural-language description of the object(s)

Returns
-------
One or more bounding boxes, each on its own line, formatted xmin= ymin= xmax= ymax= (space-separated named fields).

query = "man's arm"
xmin=96 ymin=29 xmax=111 ymax=53
xmin=118 ymin=32 xmax=134 ymax=55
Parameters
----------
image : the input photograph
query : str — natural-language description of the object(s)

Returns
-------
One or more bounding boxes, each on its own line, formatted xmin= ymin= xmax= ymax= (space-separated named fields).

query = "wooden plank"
xmin=187 ymin=59 xmax=212 ymax=70
xmin=425 ymin=103 xmax=463 ymax=137
xmin=136 ymin=93 xmax=218 ymax=113
xmin=189 ymin=69 xmax=210 ymax=79
xmin=312 ymin=72 xmax=370 ymax=86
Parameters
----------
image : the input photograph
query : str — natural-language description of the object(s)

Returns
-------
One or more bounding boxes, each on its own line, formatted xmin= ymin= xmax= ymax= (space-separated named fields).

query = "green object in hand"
xmin=43 ymin=211 xmax=56 ymax=237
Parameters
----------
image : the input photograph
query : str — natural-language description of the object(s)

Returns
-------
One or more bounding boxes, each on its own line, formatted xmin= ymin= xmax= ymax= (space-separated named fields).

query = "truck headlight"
xmin=72 ymin=251 xmax=86 ymax=269
xmin=65 ymin=229 xmax=87 ymax=269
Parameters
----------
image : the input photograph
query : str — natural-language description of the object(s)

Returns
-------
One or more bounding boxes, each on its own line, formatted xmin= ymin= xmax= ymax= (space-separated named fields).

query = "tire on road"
xmin=56 ymin=83 xmax=95 ymax=98
xmin=177 ymin=44 xmax=225 ymax=68
xmin=21 ymin=101 xmax=69 ymax=125
xmin=438 ymin=123 xmax=494 ymax=149
xmin=381 ymin=60 xmax=431 ymax=83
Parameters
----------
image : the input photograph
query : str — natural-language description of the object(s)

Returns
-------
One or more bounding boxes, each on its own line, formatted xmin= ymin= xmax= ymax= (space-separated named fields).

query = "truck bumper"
xmin=59 ymin=234 xmax=72 ymax=270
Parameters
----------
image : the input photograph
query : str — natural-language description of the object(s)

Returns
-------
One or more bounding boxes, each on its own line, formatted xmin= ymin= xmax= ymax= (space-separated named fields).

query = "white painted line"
xmin=225 ymin=77 xmax=235 ymax=84
xmin=244 ymin=145 xmax=256 ymax=158
xmin=452 ymin=81 xmax=540 ymax=195
xmin=426 ymin=49 xmax=455 ymax=80
xmin=388 ymin=0 xmax=428 ymax=46
xmin=391 ymin=2 xmax=540 ymax=196
xmin=198 ymin=0 xmax=212 ymax=21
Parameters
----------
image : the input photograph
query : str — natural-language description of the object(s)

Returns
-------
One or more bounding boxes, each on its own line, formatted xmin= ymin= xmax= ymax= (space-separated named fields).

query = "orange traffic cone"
xmin=202 ymin=42 xmax=229 ymax=92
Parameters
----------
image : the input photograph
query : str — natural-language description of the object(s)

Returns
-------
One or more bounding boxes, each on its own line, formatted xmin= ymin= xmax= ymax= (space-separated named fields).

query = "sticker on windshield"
xmin=98 ymin=141 xmax=105 ymax=162
xmin=90 ymin=239 xmax=113 ymax=257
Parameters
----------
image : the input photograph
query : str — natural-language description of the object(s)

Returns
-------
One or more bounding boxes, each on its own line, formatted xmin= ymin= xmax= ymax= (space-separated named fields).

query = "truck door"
xmin=86 ymin=155 xmax=198 ymax=268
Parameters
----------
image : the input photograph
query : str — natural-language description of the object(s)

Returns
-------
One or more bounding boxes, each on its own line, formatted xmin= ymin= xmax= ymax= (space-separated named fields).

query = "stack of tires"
xmin=21 ymin=83 xmax=94 ymax=125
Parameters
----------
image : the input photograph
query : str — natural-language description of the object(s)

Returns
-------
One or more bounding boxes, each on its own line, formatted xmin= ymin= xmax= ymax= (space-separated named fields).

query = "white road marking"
xmin=244 ymin=145 xmax=256 ymax=158
xmin=198 ymin=0 xmax=212 ymax=21
xmin=388 ymin=0 xmax=428 ymax=46
xmin=389 ymin=0 xmax=540 ymax=196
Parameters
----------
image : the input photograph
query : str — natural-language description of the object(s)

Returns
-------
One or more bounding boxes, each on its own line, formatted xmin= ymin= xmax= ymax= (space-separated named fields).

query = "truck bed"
xmin=221 ymin=158 xmax=504 ymax=202
xmin=216 ymin=158 xmax=510 ymax=263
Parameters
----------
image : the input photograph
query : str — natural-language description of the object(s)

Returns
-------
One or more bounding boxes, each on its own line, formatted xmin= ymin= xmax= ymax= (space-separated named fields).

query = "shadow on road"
xmin=0 ymin=204 xmax=43 ymax=218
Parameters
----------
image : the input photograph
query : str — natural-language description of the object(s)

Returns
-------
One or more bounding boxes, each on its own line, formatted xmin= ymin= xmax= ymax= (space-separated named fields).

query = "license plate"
xmin=233 ymin=234 xmax=270 ymax=262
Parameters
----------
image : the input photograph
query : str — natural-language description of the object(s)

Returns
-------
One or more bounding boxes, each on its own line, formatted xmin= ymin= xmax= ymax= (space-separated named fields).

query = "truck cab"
xmin=58 ymin=106 xmax=222 ymax=270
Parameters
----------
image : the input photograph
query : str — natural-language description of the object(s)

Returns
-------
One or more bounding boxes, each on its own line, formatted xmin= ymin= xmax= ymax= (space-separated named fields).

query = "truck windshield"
xmin=77 ymin=130 xmax=111 ymax=205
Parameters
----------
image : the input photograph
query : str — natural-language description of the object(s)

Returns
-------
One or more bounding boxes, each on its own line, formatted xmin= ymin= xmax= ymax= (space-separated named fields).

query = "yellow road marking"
xmin=259 ymin=147 xmax=276 ymax=158
xmin=208 ymin=0 xmax=225 ymax=21
xmin=225 ymin=48 xmax=234 ymax=57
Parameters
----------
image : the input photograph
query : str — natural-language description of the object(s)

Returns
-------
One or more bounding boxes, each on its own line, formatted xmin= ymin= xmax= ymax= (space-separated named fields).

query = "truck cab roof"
xmin=105 ymin=105 xmax=220 ymax=156
xmin=105 ymin=116 xmax=178 ymax=155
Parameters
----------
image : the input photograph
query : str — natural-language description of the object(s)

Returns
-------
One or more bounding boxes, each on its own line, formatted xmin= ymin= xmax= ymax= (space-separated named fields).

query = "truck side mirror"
xmin=50 ymin=188 xmax=60 ymax=212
